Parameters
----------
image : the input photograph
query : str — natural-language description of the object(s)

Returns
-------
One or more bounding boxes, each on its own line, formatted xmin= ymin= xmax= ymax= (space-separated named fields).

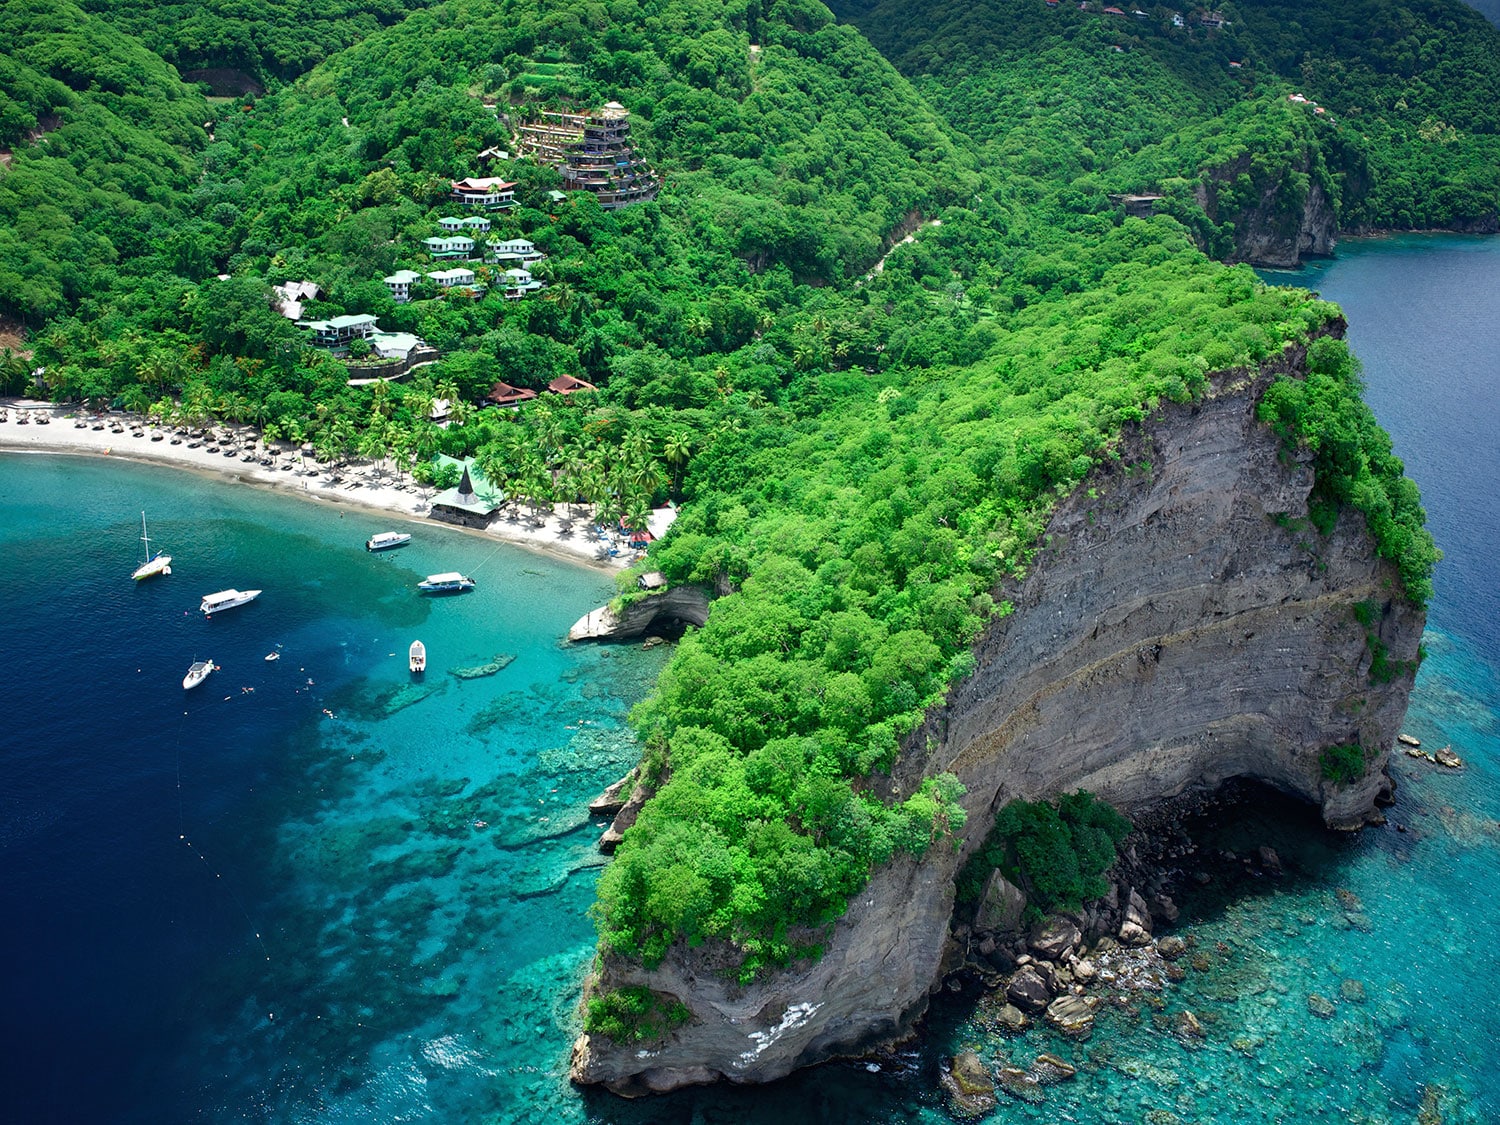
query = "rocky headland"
xmin=570 ymin=334 xmax=1425 ymax=1095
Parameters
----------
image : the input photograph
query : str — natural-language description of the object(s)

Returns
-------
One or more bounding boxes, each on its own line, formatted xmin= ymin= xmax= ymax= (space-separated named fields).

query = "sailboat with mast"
xmin=131 ymin=511 xmax=172 ymax=580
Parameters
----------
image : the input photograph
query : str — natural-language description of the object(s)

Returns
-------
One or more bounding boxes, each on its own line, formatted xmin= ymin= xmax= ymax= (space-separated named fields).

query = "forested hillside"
xmin=829 ymin=0 xmax=1500 ymax=247
xmin=0 ymin=0 xmax=1448 ymax=990
xmin=0 ymin=0 xmax=207 ymax=323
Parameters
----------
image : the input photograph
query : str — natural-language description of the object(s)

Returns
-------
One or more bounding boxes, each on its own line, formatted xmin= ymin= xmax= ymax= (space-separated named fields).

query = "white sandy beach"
xmin=0 ymin=398 xmax=638 ymax=571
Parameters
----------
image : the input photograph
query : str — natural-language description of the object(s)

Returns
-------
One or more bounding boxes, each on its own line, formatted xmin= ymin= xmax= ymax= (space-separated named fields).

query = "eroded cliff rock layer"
xmin=571 ymin=341 xmax=1424 ymax=1095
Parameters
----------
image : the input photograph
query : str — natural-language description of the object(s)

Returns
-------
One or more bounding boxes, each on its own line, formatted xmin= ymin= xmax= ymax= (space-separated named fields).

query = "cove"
xmin=2 ymin=231 xmax=1497 ymax=1123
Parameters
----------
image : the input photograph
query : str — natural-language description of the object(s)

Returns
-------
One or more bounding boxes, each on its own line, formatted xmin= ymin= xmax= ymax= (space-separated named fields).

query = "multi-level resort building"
xmin=516 ymin=102 xmax=658 ymax=209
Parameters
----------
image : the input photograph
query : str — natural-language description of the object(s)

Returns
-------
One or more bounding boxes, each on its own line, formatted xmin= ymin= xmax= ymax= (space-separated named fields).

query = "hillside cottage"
xmin=423 ymin=235 xmax=475 ymax=260
xmin=486 ymin=238 xmax=545 ymax=265
xmin=427 ymin=267 xmax=478 ymax=289
xmin=298 ymin=313 xmax=378 ymax=347
xmin=450 ymin=177 xmax=516 ymax=209
xmin=383 ymin=269 xmax=422 ymax=303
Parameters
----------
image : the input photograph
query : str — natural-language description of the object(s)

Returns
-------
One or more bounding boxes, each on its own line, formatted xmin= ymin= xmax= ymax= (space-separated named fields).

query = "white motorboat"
xmin=183 ymin=659 xmax=216 ymax=690
xmin=417 ymin=572 xmax=475 ymax=594
xmin=131 ymin=512 xmax=172 ymax=580
xmin=366 ymin=531 xmax=412 ymax=551
xmin=200 ymin=588 xmax=262 ymax=615
xmin=409 ymin=640 xmax=427 ymax=674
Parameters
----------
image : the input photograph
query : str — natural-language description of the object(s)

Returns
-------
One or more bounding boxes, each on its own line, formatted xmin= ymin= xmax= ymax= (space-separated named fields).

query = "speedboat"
xmin=183 ymin=659 xmax=216 ymax=690
xmin=409 ymin=640 xmax=427 ymax=674
xmin=200 ymin=589 xmax=262 ymax=615
xmin=366 ymin=531 xmax=412 ymax=551
xmin=417 ymin=572 xmax=475 ymax=594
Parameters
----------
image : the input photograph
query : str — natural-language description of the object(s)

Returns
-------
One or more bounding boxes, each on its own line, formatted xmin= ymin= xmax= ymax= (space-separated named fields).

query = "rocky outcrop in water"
xmin=571 ymin=338 xmax=1425 ymax=1095
xmin=568 ymin=585 xmax=711 ymax=643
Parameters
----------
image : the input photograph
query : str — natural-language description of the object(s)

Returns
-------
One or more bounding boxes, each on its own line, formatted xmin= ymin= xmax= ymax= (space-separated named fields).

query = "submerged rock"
xmin=996 ymin=1066 xmax=1045 ymax=1105
xmin=1173 ymin=1010 xmax=1206 ymax=1043
xmin=448 ymin=653 xmax=516 ymax=680
xmin=1044 ymin=994 xmax=1099 ymax=1040
xmin=1031 ymin=1053 xmax=1077 ymax=1083
xmin=939 ymin=1052 xmax=996 ymax=1117
xmin=1307 ymin=993 xmax=1337 ymax=1018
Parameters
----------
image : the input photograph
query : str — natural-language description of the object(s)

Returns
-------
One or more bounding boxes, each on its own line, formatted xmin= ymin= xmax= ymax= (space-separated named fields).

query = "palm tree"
xmin=664 ymin=430 xmax=692 ymax=493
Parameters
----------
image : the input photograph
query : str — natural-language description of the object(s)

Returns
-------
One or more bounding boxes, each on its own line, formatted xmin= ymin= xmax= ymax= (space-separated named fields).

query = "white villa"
xmin=383 ymin=269 xmax=422 ymax=303
xmin=273 ymin=280 xmax=321 ymax=319
xmin=501 ymin=267 xmax=544 ymax=300
xmin=428 ymin=267 xmax=478 ymax=289
xmin=450 ymin=177 xmax=516 ymax=209
xmin=423 ymin=235 xmax=475 ymax=259
xmin=439 ymin=215 xmax=492 ymax=233
xmin=487 ymin=237 xmax=545 ymax=265
xmin=298 ymin=313 xmax=379 ymax=347
xmin=368 ymin=331 xmax=423 ymax=360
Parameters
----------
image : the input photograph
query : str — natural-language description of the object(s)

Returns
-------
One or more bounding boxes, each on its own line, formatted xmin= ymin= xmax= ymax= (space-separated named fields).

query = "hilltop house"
xmin=486 ymin=238 xmax=545 ymax=266
xmin=548 ymin=374 xmax=597 ymax=396
xmin=367 ymin=332 xmax=424 ymax=361
xmin=487 ymin=380 xmax=539 ymax=407
xmin=450 ymin=177 xmax=516 ymax=210
xmin=428 ymin=267 xmax=478 ymax=290
xmin=298 ymin=313 xmax=379 ymax=348
xmin=423 ymin=235 xmax=475 ymax=260
xmin=383 ymin=269 xmax=422 ymax=303
xmin=501 ymin=267 xmax=544 ymax=299
xmin=273 ymin=280 xmax=321 ymax=320
xmin=439 ymin=216 xmax=492 ymax=233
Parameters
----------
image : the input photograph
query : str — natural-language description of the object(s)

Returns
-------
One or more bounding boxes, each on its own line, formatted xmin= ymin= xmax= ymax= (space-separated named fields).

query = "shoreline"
xmin=0 ymin=399 xmax=633 ymax=573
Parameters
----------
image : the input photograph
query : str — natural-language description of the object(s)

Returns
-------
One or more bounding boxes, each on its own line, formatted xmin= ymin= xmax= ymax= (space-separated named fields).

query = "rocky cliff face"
xmin=571 ymin=340 xmax=1424 ymax=1095
xmin=1196 ymin=156 xmax=1338 ymax=267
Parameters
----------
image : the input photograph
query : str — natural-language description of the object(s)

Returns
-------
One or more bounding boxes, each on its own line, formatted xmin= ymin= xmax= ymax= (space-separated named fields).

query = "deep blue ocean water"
xmin=2 ymin=234 xmax=1497 ymax=1124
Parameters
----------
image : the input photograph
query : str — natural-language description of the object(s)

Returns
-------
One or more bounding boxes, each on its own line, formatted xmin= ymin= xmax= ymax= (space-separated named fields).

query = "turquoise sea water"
xmin=3 ymin=234 xmax=1497 ymax=1123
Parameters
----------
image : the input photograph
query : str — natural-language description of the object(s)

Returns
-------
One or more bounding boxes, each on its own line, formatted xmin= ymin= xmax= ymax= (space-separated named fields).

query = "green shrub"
xmin=583 ymin=986 xmax=690 ymax=1044
xmin=955 ymin=791 xmax=1131 ymax=914
xmin=1319 ymin=743 xmax=1367 ymax=785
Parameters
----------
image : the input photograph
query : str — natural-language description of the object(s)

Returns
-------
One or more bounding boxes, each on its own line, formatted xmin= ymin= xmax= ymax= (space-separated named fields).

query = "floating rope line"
xmin=173 ymin=705 xmax=272 ymax=965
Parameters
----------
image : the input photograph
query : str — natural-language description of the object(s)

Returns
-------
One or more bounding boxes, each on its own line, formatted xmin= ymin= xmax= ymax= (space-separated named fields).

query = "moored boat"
xmin=417 ymin=572 xmax=475 ymax=594
xmin=366 ymin=531 xmax=413 ymax=551
xmin=200 ymin=588 xmax=262 ymax=615
xmin=182 ymin=659 xmax=216 ymax=690
xmin=409 ymin=640 xmax=427 ymax=674
xmin=131 ymin=512 xmax=172 ymax=580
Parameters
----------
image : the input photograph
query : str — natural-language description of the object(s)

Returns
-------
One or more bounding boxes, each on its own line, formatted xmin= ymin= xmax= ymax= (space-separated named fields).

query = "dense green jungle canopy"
xmin=0 ymin=0 xmax=1470 ymax=982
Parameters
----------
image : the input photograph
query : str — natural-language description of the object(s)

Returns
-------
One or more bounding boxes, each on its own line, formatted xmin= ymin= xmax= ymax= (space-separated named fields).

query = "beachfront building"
xmin=428 ymin=267 xmax=479 ymax=291
xmin=429 ymin=455 xmax=505 ymax=529
xmin=516 ymin=102 xmax=658 ymax=209
xmin=423 ymin=235 xmax=475 ymax=260
xmin=299 ymin=313 xmax=379 ymax=348
xmin=383 ymin=269 xmax=422 ymax=303
xmin=487 ymin=237 xmax=545 ymax=266
xmin=500 ymin=267 xmax=544 ymax=300
xmin=450 ymin=177 xmax=517 ymax=210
